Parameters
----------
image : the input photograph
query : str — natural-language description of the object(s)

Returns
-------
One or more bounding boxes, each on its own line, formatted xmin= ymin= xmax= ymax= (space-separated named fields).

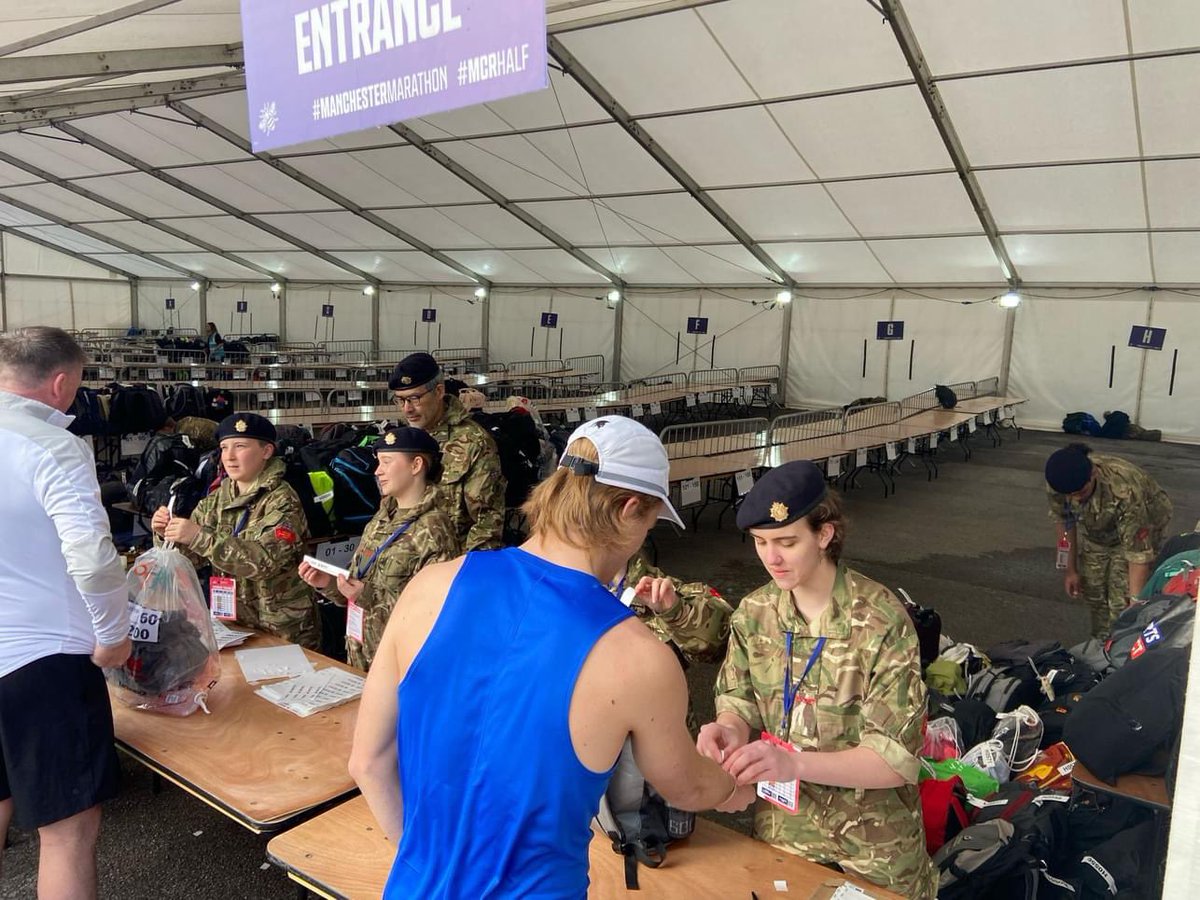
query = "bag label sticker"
xmin=210 ymin=575 xmax=238 ymax=621
xmin=128 ymin=602 xmax=162 ymax=643
xmin=755 ymin=731 xmax=800 ymax=813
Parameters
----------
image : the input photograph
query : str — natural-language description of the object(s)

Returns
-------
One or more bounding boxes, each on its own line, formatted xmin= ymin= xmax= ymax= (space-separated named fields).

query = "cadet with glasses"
xmin=350 ymin=416 xmax=752 ymax=899
xmin=698 ymin=461 xmax=934 ymax=899
xmin=389 ymin=353 xmax=506 ymax=551
xmin=299 ymin=427 xmax=459 ymax=669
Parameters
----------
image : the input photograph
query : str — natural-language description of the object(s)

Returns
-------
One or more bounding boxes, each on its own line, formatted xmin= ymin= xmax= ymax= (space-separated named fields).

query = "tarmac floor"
xmin=3 ymin=426 xmax=1198 ymax=899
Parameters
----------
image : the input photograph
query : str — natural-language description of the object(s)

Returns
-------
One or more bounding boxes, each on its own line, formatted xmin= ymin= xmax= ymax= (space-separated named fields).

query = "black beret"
xmin=444 ymin=377 xmax=468 ymax=395
xmin=216 ymin=412 xmax=276 ymax=444
xmin=376 ymin=426 xmax=441 ymax=457
xmin=1045 ymin=446 xmax=1093 ymax=493
xmin=388 ymin=352 xmax=440 ymax=390
xmin=736 ymin=461 xmax=828 ymax=531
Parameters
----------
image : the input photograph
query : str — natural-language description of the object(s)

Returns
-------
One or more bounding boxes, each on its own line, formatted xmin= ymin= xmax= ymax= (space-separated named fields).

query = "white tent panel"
xmin=84 ymin=220 xmax=203 ymax=253
xmin=977 ymin=163 xmax=1148 ymax=231
xmin=6 ymin=277 xmax=130 ymax=330
xmin=0 ymin=2 xmax=241 ymax=56
xmin=413 ymin=74 xmax=606 ymax=138
xmin=0 ymin=132 xmax=132 ymax=178
xmin=767 ymin=241 xmax=894 ymax=284
xmin=288 ymin=147 xmax=485 ymax=207
xmin=769 ymin=86 xmax=954 ymax=179
xmin=330 ymin=251 xmax=463 ymax=283
xmin=698 ymin=0 xmax=912 ymax=98
xmin=374 ymin=207 xmax=516 ymax=251
xmin=657 ymin=245 xmax=772 ymax=284
xmin=825 ymin=173 xmax=983 ymax=236
xmin=253 ymin=213 xmax=411 ymax=252
xmin=235 ymin=252 xmax=356 ymax=282
xmin=694 ymin=293 xmax=784 ymax=372
xmin=558 ymin=9 xmax=757 ymax=116
xmin=904 ymin=0 xmax=1126 ymax=76
xmin=2 ymin=182 xmax=131 ymax=223
xmin=866 ymin=236 xmax=1004 ymax=283
xmin=287 ymin=287 xmax=372 ymax=343
xmin=0 ymin=159 xmax=38 ymax=188
xmin=504 ymin=249 xmax=611 ymax=283
xmin=940 ymin=64 xmax=1137 ymax=166
xmin=428 ymin=205 xmax=556 ymax=249
xmin=170 ymin=161 xmax=341 ymax=214
xmin=1149 ymin=234 xmax=1200 ymax=284
xmin=86 ymin=254 xmax=185 ymax=278
xmin=1009 ymin=294 xmax=1149 ymax=430
xmin=441 ymin=250 xmax=549 ymax=283
xmin=436 ymin=136 xmax=582 ymax=199
xmin=155 ymin=252 xmax=264 ymax=281
xmin=1145 ymin=159 xmax=1200 ymax=228
xmin=643 ymin=107 xmax=817 ymax=188
xmin=2 ymin=232 xmax=123 ymax=279
xmin=521 ymin=125 xmax=682 ymax=196
xmin=1137 ymin=295 xmax=1200 ymax=439
xmin=515 ymin=197 xmax=685 ymax=247
xmin=0 ymin=201 xmax=51 ymax=227
xmin=1128 ymin=0 xmax=1200 ymax=52
xmin=619 ymin=291 xmax=703 ymax=380
xmin=488 ymin=291 xmax=614 ymax=369
xmin=787 ymin=294 xmax=892 ymax=406
xmin=136 ymin=280 xmax=202 ymax=333
xmin=586 ymin=247 xmax=696 ymax=283
xmin=378 ymin=288 xmax=481 ymax=352
xmin=19 ymin=224 xmax=125 ymax=255
xmin=885 ymin=294 xmax=1006 ymax=399
xmin=207 ymin=284 xmax=280 ymax=338
xmin=592 ymin=193 xmax=734 ymax=245
xmin=709 ymin=185 xmax=856 ymax=242
xmin=84 ymin=172 xmax=224 ymax=218
xmin=1134 ymin=56 xmax=1200 ymax=157
xmin=1006 ymin=233 xmax=1153 ymax=283
xmin=168 ymin=216 xmax=292 ymax=252
xmin=72 ymin=111 xmax=247 ymax=168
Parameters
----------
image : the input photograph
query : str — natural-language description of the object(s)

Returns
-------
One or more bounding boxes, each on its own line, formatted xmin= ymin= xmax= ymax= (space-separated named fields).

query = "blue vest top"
xmin=384 ymin=547 xmax=634 ymax=899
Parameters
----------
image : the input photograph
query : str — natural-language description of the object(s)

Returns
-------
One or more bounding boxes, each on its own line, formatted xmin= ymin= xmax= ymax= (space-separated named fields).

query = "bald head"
xmin=0 ymin=326 xmax=87 ymax=412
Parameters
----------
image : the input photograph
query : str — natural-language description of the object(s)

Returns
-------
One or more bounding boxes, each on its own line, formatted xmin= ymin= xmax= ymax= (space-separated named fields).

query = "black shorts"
xmin=0 ymin=653 xmax=121 ymax=829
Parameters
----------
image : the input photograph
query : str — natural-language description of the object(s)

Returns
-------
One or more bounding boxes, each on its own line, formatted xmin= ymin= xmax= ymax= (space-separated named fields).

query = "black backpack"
xmin=204 ymin=387 xmax=235 ymax=421
xmin=1104 ymin=594 xmax=1195 ymax=669
xmin=971 ymin=782 xmax=1071 ymax=868
xmin=130 ymin=434 xmax=201 ymax=513
xmin=1099 ymin=410 xmax=1131 ymax=440
xmin=935 ymin=384 xmax=958 ymax=409
xmin=896 ymin=588 xmax=942 ymax=668
xmin=472 ymin=410 xmax=541 ymax=507
xmin=1063 ymin=646 xmax=1189 ymax=784
xmin=67 ymin=387 xmax=108 ymax=436
xmin=108 ymin=384 xmax=167 ymax=435
xmin=166 ymin=384 xmax=206 ymax=421
xmin=933 ymin=819 xmax=1039 ymax=900
xmin=328 ymin=446 xmax=380 ymax=534
xmin=968 ymin=641 xmax=1073 ymax=714
xmin=278 ymin=445 xmax=335 ymax=539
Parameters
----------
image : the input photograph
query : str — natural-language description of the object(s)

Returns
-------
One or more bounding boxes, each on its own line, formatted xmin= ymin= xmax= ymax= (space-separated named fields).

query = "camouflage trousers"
xmin=1078 ymin=542 xmax=1130 ymax=639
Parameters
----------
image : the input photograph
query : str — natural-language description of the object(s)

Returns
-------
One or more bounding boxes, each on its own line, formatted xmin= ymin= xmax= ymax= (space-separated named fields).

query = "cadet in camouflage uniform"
xmin=300 ymin=427 xmax=459 ymax=669
xmin=606 ymin=553 xmax=733 ymax=732
xmin=1045 ymin=443 xmax=1173 ymax=638
xmin=153 ymin=413 xmax=320 ymax=648
xmin=700 ymin=462 xmax=934 ymax=900
xmin=389 ymin=353 xmax=506 ymax=551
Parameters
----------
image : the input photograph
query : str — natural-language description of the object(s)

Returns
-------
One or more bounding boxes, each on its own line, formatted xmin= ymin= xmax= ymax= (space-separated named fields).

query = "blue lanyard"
xmin=355 ymin=522 xmax=412 ymax=580
xmin=607 ymin=575 xmax=627 ymax=597
xmin=232 ymin=508 xmax=251 ymax=537
xmin=780 ymin=633 xmax=826 ymax=737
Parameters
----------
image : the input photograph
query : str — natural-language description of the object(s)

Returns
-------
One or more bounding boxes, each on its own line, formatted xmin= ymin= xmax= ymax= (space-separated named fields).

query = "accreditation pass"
xmin=756 ymin=732 xmax=801 ymax=813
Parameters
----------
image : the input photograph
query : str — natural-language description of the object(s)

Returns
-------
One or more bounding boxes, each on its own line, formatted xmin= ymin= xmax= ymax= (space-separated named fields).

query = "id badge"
xmin=346 ymin=600 xmax=364 ymax=643
xmin=1055 ymin=537 xmax=1070 ymax=571
xmin=209 ymin=575 xmax=237 ymax=621
xmin=755 ymin=732 xmax=800 ymax=814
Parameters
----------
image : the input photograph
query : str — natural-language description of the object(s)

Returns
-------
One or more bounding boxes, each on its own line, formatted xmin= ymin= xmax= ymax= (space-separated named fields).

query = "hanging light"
xmin=607 ymin=289 xmax=621 ymax=303
xmin=999 ymin=290 xmax=1022 ymax=308
xmin=189 ymin=280 xmax=201 ymax=291
xmin=474 ymin=286 xmax=488 ymax=299
xmin=363 ymin=284 xmax=376 ymax=296
xmin=775 ymin=289 xmax=793 ymax=304
xmin=270 ymin=282 xmax=282 ymax=295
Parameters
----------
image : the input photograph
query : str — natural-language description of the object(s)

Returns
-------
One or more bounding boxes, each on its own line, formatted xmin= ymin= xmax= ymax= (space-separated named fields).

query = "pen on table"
xmin=751 ymin=893 xmax=759 ymax=900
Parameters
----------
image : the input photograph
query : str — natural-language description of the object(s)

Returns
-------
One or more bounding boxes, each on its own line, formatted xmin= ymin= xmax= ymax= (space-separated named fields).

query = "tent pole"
xmin=128 ymin=277 xmax=138 ymax=330
xmin=998 ymin=304 xmax=1017 ymax=396
xmin=777 ymin=296 xmax=792 ymax=407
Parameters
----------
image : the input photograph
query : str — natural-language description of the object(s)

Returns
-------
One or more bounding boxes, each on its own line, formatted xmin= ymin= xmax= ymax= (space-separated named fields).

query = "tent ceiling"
xmin=1 ymin=0 xmax=1198 ymax=287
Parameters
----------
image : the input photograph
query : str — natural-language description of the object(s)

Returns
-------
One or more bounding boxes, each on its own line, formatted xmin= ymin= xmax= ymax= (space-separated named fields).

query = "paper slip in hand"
xmin=235 ymin=644 xmax=315 ymax=683
xmin=303 ymin=555 xmax=351 ymax=580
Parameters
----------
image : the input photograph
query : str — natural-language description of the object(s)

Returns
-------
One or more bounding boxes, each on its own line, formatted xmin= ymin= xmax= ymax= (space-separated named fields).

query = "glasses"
xmin=393 ymin=388 xmax=433 ymax=408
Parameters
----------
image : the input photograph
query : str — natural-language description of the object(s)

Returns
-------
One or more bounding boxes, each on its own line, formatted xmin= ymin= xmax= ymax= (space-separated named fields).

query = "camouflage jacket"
xmin=428 ymin=395 xmax=506 ymax=551
xmin=1047 ymin=454 xmax=1173 ymax=563
xmin=619 ymin=554 xmax=732 ymax=663
xmin=715 ymin=567 xmax=934 ymax=900
xmin=180 ymin=457 xmax=320 ymax=648
xmin=318 ymin=485 xmax=459 ymax=669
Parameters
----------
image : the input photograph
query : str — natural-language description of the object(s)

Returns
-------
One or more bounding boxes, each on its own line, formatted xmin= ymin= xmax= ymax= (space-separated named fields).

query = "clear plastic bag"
xmin=105 ymin=545 xmax=221 ymax=716
xmin=961 ymin=739 xmax=1012 ymax=784
xmin=991 ymin=705 xmax=1043 ymax=773
xmin=921 ymin=716 xmax=962 ymax=761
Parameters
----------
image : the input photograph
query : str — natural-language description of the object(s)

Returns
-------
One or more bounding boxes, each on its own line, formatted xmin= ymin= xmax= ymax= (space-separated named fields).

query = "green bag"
xmin=919 ymin=757 xmax=1000 ymax=800
xmin=925 ymin=657 xmax=967 ymax=696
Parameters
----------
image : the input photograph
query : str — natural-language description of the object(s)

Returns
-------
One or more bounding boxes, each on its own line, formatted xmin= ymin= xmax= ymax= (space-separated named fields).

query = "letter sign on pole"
xmin=421 ymin=308 xmax=437 ymax=323
xmin=1128 ymin=326 xmax=1166 ymax=351
xmin=540 ymin=312 xmax=558 ymax=329
xmin=322 ymin=304 xmax=335 ymax=318
xmin=876 ymin=321 xmax=904 ymax=340
xmin=686 ymin=317 xmax=709 ymax=335
xmin=236 ymin=300 xmax=248 ymax=313
xmin=165 ymin=297 xmax=176 ymax=310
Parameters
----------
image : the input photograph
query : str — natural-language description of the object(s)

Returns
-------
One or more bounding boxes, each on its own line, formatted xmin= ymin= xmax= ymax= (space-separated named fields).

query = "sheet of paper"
xmin=256 ymin=667 xmax=365 ymax=717
xmin=235 ymin=644 xmax=315 ymax=683
xmin=303 ymin=554 xmax=350 ymax=579
xmin=209 ymin=618 xmax=253 ymax=651
xmin=680 ymin=477 xmax=702 ymax=507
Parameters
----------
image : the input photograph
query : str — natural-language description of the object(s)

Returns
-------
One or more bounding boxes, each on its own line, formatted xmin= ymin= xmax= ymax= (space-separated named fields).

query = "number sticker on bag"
xmin=128 ymin=602 xmax=162 ymax=643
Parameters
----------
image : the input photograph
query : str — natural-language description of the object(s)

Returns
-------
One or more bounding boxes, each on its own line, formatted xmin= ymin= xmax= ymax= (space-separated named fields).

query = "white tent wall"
xmin=486 ymin=290 xmax=615 ymax=373
xmin=3 ymin=277 xmax=130 ymax=332
xmin=378 ymin=287 xmax=482 ymax=355
xmin=285 ymin=286 xmax=372 ymax=346
xmin=1137 ymin=294 xmax=1200 ymax=439
xmin=885 ymin=293 xmax=1007 ymax=400
xmin=136 ymin=281 xmax=200 ymax=334
xmin=208 ymin=284 xmax=281 ymax=338
xmin=1 ymin=233 xmax=127 ymax=283
xmin=788 ymin=293 xmax=892 ymax=407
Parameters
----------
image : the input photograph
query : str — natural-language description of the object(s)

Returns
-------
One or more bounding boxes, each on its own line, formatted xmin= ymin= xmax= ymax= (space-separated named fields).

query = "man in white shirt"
xmin=0 ymin=327 xmax=130 ymax=900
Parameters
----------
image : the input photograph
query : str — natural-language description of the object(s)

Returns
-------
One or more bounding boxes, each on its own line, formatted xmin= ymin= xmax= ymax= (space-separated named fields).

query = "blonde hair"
xmin=521 ymin=437 xmax=658 ymax=551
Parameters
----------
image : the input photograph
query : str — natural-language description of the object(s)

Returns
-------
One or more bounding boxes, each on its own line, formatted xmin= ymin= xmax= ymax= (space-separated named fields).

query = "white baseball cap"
xmin=561 ymin=416 xmax=685 ymax=530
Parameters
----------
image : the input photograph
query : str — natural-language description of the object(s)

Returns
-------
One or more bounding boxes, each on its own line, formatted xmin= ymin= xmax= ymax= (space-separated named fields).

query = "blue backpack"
xmin=328 ymin=446 xmax=380 ymax=534
xmin=1062 ymin=412 xmax=1102 ymax=436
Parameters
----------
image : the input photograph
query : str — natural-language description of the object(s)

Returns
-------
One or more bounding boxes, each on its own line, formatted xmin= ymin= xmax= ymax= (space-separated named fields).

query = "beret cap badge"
xmin=234 ymin=419 xmax=248 ymax=433
xmin=384 ymin=432 xmax=397 ymax=445
xmin=769 ymin=501 xmax=789 ymax=522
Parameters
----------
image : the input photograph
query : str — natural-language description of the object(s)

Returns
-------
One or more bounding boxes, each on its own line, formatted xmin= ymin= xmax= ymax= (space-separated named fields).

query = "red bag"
xmin=919 ymin=775 xmax=971 ymax=855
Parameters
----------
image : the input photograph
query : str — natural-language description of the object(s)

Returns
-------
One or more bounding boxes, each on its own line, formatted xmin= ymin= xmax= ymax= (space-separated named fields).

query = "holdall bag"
xmin=896 ymin=587 xmax=942 ymax=668
xmin=933 ymin=819 xmax=1039 ymax=900
xmin=68 ymin=386 xmax=108 ymax=436
xmin=1104 ymin=594 xmax=1195 ymax=669
xmin=935 ymin=384 xmax=959 ymax=409
xmin=920 ymin=774 xmax=971 ymax=855
xmin=108 ymin=384 xmax=167 ymax=435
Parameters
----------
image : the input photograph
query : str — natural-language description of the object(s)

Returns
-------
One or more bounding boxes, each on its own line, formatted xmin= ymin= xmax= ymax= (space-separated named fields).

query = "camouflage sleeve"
xmin=627 ymin=555 xmax=733 ymax=662
xmin=713 ymin=607 xmax=765 ymax=734
xmin=857 ymin=622 xmax=926 ymax=784
xmin=1115 ymin=494 xmax=1162 ymax=564
xmin=1047 ymin=487 xmax=1069 ymax=525
xmin=448 ymin=436 xmax=506 ymax=551
xmin=168 ymin=493 xmax=216 ymax=570
xmin=189 ymin=492 xmax=306 ymax=579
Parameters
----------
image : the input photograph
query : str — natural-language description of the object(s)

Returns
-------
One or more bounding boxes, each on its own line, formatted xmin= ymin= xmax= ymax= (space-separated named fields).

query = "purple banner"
xmin=241 ymin=0 xmax=548 ymax=152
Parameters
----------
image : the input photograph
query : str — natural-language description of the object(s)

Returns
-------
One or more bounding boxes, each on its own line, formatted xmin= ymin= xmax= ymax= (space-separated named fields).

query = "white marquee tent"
xmin=3 ymin=0 xmax=1200 ymax=894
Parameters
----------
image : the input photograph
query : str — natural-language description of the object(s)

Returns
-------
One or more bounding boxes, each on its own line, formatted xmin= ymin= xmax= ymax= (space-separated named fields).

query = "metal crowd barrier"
xmin=659 ymin=417 xmax=770 ymax=460
xmin=768 ymin=408 xmax=844 ymax=445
